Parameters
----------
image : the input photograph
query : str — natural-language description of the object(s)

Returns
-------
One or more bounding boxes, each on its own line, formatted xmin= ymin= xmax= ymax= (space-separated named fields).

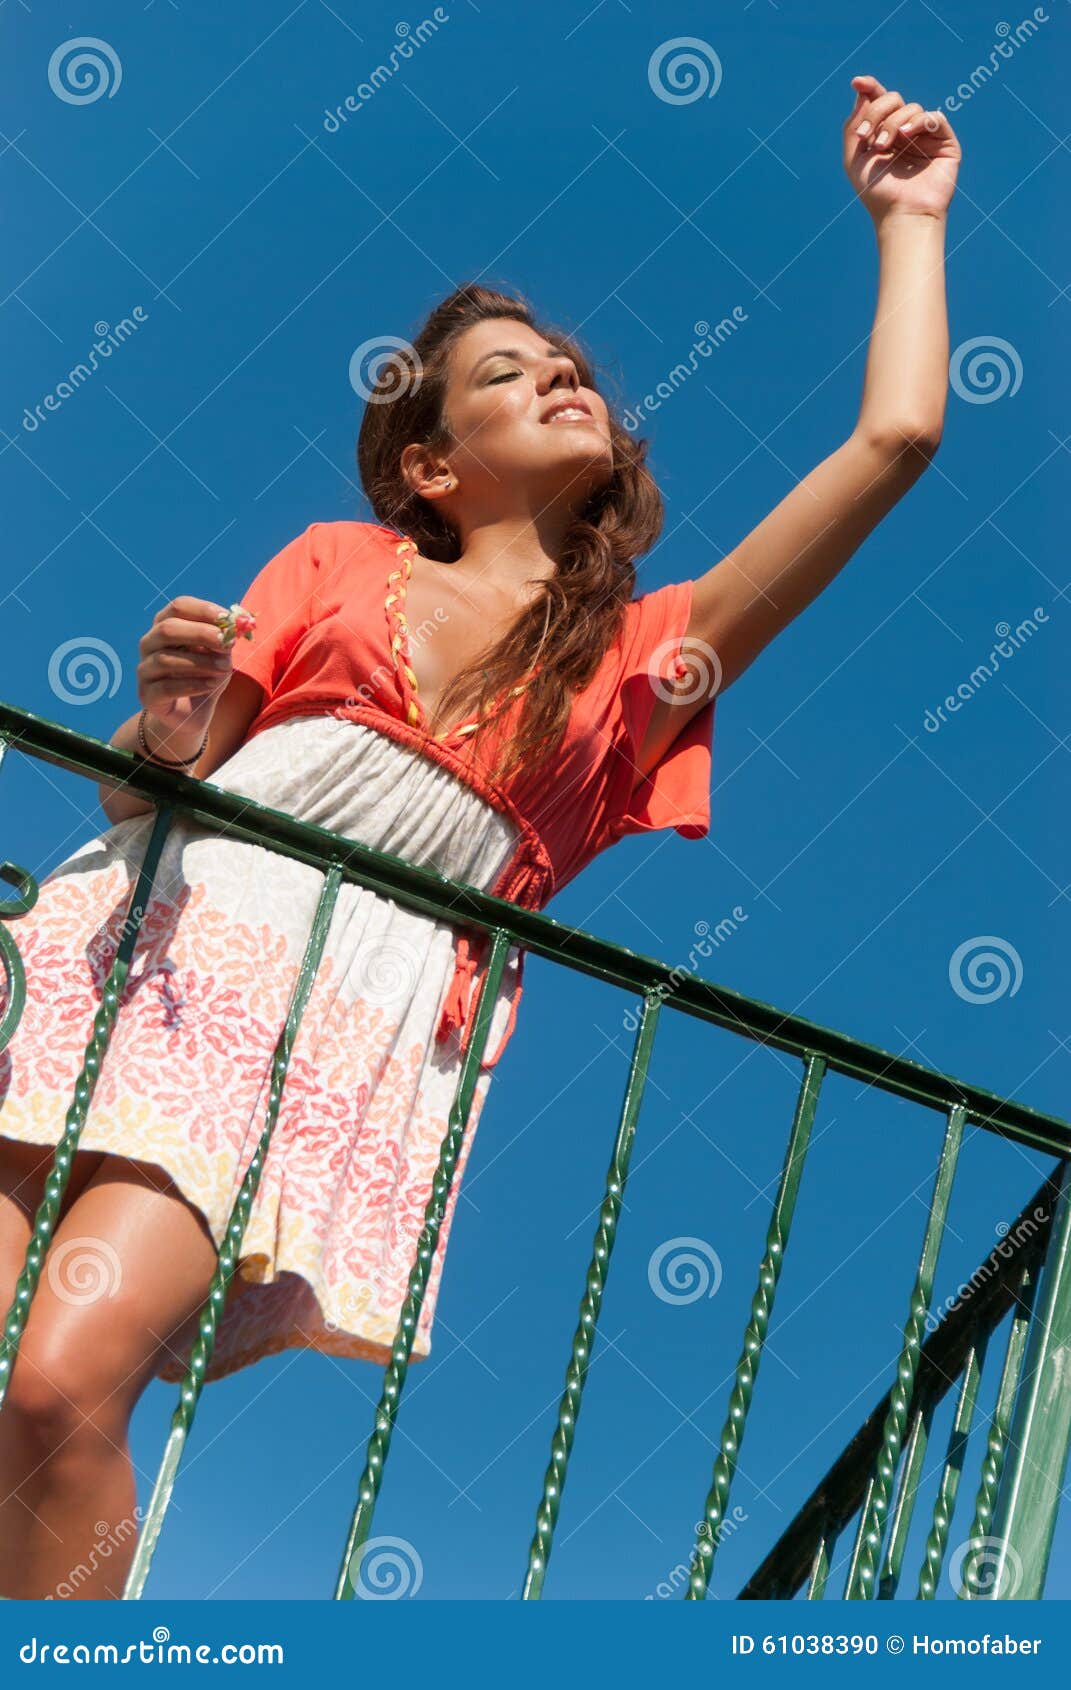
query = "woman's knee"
xmin=2 ymin=1310 xmax=150 ymax=1457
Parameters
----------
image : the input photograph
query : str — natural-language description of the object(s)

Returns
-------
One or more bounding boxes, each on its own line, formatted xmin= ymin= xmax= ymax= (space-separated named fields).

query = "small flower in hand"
xmin=216 ymin=603 xmax=257 ymax=647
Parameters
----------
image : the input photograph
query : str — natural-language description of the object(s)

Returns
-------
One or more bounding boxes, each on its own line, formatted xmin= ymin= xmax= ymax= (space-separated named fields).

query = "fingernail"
xmin=875 ymin=129 xmax=889 ymax=146
xmin=899 ymin=122 xmax=914 ymax=135
xmin=856 ymin=120 xmax=871 ymax=137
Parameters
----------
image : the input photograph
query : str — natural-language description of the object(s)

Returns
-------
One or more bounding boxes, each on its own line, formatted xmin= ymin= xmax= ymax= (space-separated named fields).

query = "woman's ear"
xmin=399 ymin=441 xmax=456 ymax=505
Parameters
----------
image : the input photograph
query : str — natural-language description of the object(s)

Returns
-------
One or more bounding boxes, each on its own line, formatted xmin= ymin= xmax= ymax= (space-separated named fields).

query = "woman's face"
xmin=435 ymin=317 xmax=614 ymax=518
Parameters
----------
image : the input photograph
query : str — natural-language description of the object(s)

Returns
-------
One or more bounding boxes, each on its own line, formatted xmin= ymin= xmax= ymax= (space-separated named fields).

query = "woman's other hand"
xmin=844 ymin=73 xmax=961 ymax=223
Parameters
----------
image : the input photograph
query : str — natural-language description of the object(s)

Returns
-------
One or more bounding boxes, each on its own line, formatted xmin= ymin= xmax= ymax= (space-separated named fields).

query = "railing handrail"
xmin=737 ymin=1173 xmax=1060 ymax=1598
xmin=2 ymin=698 xmax=1067 ymax=1155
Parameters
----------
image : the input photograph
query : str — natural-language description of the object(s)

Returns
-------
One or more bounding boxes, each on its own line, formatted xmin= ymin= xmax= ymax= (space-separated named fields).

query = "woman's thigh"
xmin=5 ymin=1150 xmax=221 ymax=1420
xmin=0 ymin=1135 xmax=108 ymax=1276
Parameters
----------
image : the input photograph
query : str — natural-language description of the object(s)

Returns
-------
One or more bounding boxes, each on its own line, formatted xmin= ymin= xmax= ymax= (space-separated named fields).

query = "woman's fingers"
xmin=915 ymin=109 xmax=959 ymax=148
xmin=854 ymin=89 xmax=903 ymax=139
xmin=140 ymin=615 xmax=230 ymax=657
xmin=845 ymin=73 xmax=883 ymax=130
xmin=874 ymin=102 xmax=925 ymax=148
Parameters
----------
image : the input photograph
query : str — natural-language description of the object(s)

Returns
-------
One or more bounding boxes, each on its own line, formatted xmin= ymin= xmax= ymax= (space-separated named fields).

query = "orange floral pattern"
xmin=0 ymin=717 xmax=522 ymax=1383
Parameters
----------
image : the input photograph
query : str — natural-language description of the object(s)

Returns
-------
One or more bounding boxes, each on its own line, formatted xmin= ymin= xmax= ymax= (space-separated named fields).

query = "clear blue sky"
xmin=3 ymin=0 xmax=1068 ymax=1602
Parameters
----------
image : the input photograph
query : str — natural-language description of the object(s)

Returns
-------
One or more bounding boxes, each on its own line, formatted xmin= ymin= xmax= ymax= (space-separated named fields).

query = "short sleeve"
xmin=228 ymin=523 xmax=322 ymax=700
xmin=597 ymin=576 xmax=716 ymax=849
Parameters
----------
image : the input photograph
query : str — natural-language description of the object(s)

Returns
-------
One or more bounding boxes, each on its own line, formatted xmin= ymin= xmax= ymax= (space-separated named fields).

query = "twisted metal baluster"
xmin=917 ymin=1333 xmax=986 ymax=1599
xmin=0 ymin=860 xmax=38 ymax=1053
xmin=0 ymin=737 xmax=38 ymax=1053
xmin=684 ymin=1053 xmax=827 ymax=1599
xmin=877 ymin=1390 xmax=936 ymax=1598
xmin=805 ymin=1509 xmax=837 ymax=1600
xmin=845 ymin=1103 xmax=966 ymax=1599
xmin=0 ymin=806 xmax=175 ymax=1409
xmin=334 ymin=927 xmax=513 ymax=1600
xmin=123 ymin=863 xmax=343 ymax=1598
xmin=957 ymin=1254 xmax=1039 ymax=1598
xmin=521 ymin=990 xmax=664 ymax=1599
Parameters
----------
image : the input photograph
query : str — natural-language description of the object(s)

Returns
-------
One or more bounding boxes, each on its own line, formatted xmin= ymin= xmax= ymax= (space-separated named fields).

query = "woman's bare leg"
xmin=0 ymin=1144 xmax=221 ymax=1599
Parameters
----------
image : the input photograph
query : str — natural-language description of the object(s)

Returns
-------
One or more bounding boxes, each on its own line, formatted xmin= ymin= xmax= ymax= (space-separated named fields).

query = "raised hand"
xmin=137 ymin=595 xmax=236 ymax=738
xmin=844 ymin=74 xmax=961 ymax=223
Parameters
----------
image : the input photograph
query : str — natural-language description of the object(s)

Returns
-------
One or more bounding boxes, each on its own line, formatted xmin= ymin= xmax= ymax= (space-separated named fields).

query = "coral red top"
xmin=228 ymin=521 xmax=717 ymax=1070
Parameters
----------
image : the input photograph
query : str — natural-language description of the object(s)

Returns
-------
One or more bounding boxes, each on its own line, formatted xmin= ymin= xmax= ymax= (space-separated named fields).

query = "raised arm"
xmin=638 ymin=74 xmax=962 ymax=776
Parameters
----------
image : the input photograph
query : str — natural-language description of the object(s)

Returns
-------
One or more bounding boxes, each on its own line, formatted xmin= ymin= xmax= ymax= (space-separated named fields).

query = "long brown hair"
xmin=356 ymin=282 xmax=663 ymax=785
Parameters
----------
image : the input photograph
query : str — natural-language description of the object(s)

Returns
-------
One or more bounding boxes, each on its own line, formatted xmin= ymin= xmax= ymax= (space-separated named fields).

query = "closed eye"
xmin=486 ymin=369 xmax=521 ymax=385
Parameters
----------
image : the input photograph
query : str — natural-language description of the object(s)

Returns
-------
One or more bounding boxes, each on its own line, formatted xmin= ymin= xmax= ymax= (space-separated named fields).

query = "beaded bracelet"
xmin=133 ymin=708 xmax=209 ymax=769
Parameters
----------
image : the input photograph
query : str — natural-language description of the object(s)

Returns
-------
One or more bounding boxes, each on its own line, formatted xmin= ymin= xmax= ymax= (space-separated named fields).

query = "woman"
xmin=0 ymin=75 xmax=958 ymax=1598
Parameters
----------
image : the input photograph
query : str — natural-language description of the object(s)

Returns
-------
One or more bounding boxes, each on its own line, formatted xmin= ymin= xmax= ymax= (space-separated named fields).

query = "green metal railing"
xmin=1 ymin=699 xmax=1069 ymax=1601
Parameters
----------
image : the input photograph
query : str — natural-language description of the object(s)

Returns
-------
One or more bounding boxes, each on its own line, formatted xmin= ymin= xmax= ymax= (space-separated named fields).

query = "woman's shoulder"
xmin=303 ymin=518 xmax=401 ymax=562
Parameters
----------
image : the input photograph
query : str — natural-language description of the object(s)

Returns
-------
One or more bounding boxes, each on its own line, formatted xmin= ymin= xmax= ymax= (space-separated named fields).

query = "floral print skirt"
xmin=0 ymin=715 xmax=521 ymax=1384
